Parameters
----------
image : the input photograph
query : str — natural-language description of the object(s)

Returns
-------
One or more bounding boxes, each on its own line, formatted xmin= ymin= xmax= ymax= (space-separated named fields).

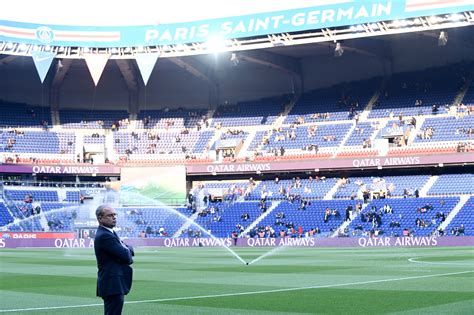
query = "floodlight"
xmin=430 ymin=16 xmax=441 ymax=24
xmin=449 ymin=14 xmax=463 ymax=21
xmin=438 ymin=31 xmax=448 ymax=46
xmin=334 ymin=42 xmax=344 ymax=57
xmin=206 ymin=36 xmax=225 ymax=54
xmin=230 ymin=53 xmax=239 ymax=66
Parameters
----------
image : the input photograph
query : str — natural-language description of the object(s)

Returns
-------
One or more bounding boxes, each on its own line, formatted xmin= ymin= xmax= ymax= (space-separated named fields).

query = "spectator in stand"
xmin=389 ymin=220 xmax=400 ymax=228
xmin=231 ymin=231 xmax=238 ymax=245
xmin=452 ymin=225 xmax=465 ymax=236
xmin=383 ymin=204 xmax=393 ymax=214
xmin=299 ymin=199 xmax=309 ymax=210
xmin=324 ymin=208 xmax=331 ymax=223
xmin=345 ymin=205 xmax=353 ymax=221
xmin=24 ymin=194 xmax=33 ymax=203
xmin=362 ymin=190 xmax=370 ymax=203
xmin=297 ymin=226 xmax=303 ymax=237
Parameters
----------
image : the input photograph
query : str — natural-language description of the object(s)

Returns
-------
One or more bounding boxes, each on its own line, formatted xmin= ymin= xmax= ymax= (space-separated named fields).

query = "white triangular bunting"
xmin=31 ymin=51 xmax=56 ymax=83
xmin=135 ymin=53 xmax=160 ymax=86
xmin=84 ymin=53 xmax=111 ymax=86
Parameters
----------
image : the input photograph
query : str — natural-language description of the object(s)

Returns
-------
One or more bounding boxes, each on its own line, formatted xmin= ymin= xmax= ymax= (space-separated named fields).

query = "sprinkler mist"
xmin=247 ymin=243 xmax=288 ymax=265
xmin=114 ymin=190 xmax=248 ymax=265
xmin=2 ymin=203 xmax=83 ymax=232
xmin=2 ymin=189 xmax=292 ymax=266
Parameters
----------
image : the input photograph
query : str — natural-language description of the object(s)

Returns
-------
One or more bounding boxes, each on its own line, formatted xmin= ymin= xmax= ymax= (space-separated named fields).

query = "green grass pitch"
xmin=1 ymin=246 xmax=473 ymax=314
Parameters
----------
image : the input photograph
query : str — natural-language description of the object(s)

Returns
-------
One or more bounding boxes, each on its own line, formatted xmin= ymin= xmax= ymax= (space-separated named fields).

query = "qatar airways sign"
xmin=0 ymin=164 xmax=120 ymax=175
xmin=187 ymin=152 xmax=473 ymax=175
xmin=351 ymin=156 xmax=420 ymax=168
xmin=2 ymin=236 xmax=473 ymax=248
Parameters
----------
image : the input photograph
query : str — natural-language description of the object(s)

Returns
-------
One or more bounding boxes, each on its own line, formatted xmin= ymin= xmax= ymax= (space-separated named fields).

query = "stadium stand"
xmin=285 ymin=78 xmax=378 ymax=124
xmin=0 ymin=101 xmax=51 ymax=128
xmin=347 ymin=197 xmax=459 ymax=237
xmin=427 ymin=174 xmax=474 ymax=195
xmin=0 ymin=63 xmax=472 ymax=240
xmin=59 ymin=109 xmax=129 ymax=129
xmin=212 ymin=97 xmax=285 ymax=127
xmin=368 ymin=64 xmax=466 ymax=119
xmin=444 ymin=196 xmax=473 ymax=236
xmin=0 ymin=202 xmax=14 ymax=226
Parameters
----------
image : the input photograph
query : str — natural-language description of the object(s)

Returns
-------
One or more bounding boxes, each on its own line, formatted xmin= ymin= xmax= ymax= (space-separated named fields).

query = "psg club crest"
xmin=36 ymin=26 xmax=54 ymax=44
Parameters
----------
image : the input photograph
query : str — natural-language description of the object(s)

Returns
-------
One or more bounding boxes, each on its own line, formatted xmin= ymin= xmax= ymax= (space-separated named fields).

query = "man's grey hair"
xmin=96 ymin=204 xmax=112 ymax=219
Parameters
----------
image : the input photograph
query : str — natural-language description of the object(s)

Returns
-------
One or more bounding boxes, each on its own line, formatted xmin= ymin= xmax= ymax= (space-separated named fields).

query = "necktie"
xmin=114 ymin=230 xmax=130 ymax=250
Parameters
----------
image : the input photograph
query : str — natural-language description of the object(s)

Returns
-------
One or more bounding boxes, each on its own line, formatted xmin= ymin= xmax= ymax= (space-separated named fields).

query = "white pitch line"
xmin=408 ymin=257 xmax=474 ymax=266
xmin=1 ymin=270 xmax=472 ymax=313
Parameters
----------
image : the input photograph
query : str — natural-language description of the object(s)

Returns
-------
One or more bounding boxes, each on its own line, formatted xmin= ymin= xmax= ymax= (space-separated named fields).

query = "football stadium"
xmin=0 ymin=1 xmax=473 ymax=314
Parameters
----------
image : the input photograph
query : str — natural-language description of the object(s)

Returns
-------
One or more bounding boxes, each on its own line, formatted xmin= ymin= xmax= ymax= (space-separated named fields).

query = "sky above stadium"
xmin=1 ymin=0 xmax=350 ymax=25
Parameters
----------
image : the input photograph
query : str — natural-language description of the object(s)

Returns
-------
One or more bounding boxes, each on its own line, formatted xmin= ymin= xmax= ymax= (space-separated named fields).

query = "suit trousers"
xmin=103 ymin=294 xmax=124 ymax=315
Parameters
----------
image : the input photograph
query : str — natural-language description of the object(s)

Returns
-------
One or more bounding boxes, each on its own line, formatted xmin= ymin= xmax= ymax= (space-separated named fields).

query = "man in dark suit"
xmin=94 ymin=205 xmax=134 ymax=315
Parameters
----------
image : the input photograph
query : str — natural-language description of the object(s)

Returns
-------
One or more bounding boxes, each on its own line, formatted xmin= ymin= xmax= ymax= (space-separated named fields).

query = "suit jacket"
xmin=94 ymin=226 xmax=134 ymax=297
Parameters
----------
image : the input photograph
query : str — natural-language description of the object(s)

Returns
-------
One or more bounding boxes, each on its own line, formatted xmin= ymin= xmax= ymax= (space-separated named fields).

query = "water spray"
xmin=247 ymin=242 xmax=288 ymax=265
xmin=119 ymin=191 xmax=248 ymax=265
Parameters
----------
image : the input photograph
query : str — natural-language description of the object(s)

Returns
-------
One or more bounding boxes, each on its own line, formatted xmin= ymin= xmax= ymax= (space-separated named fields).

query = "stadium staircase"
xmin=206 ymin=109 xmax=216 ymax=125
xmin=331 ymin=202 xmax=368 ymax=238
xmin=75 ymin=133 xmax=84 ymax=161
xmin=373 ymin=119 xmax=388 ymax=143
xmin=323 ymin=179 xmax=344 ymax=200
xmin=332 ymin=122 xmax=357 ymax=158
xmin=359 ymin=79 xmax=384 ymax=122
xmin=454 ymin=67 xmax=474 ymax=106
xmin=241 ymin=201 xmax=281 ymax=236
xmin=129 ymin=113 xmax=137 ymax=122
xmin=208 ymin=132 xmax=225 ymax=161
xmin=237 ymin=130 xmax=257 ymax=159
xmin=105 ymin=130 xmax=116 ymax=162
xmin=407 ymin=116 xmax=426 ymax=145
xmin=267 ymin=96 xmax=296 ymax=133
xmin=435 ymin=195 xmax=471 ymax=234
xmin=419 ymin=175 xmax=439 ymax=197
xmin=281 ymin=96 xmax=297 ymax=118
xmin=57 ymin=189 xmax=67 ymax=202
xmin=376 ymin=120 xmax=389 ymax=156
xmin=51 ymin=110 xmax=60 ymax=126
xmin=128 ymin=118 xmax=139 ymax=130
